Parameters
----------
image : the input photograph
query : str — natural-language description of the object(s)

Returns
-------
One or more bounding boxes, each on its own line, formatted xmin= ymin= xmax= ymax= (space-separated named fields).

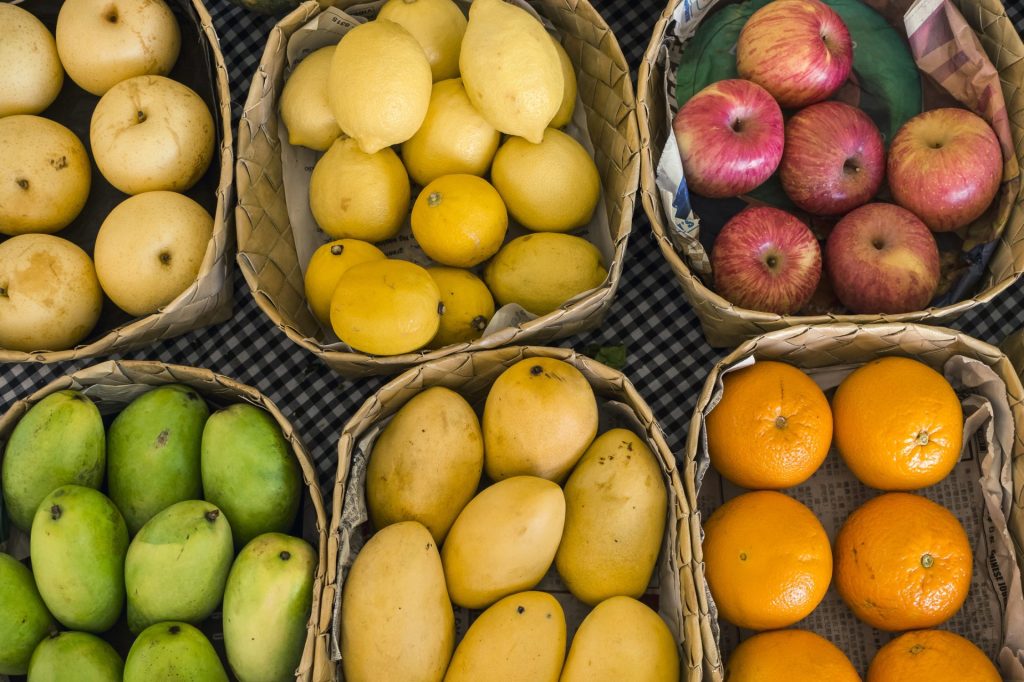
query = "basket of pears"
xmin=235 ymin=0 xmax=641 ymax=377
xmin=0 ymin=361 xmax=329 ymax=682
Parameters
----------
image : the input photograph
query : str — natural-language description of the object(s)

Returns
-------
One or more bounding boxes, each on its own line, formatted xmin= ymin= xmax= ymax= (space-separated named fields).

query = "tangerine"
xmin=726 ymin=629 xmax=861 ymax=681
xmin=867 ymin=629 xmax=1000 ymax=682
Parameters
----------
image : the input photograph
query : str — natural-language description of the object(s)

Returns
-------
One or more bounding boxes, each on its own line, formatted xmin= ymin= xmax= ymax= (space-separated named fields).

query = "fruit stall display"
xmin=0 ymin=0 xmax=235 ymax=362
xmin=638 ymin=0 xmax=1024 ymax=346
xmin=235 ymin=0 xmax=641 ymax=376
xmin=326 ymin=347 xmax=697 ymax=681
xmin=0 ymin=361 xmax=328 ymax=681
xmin=687 ymin=323 xmax=1024 ymax=680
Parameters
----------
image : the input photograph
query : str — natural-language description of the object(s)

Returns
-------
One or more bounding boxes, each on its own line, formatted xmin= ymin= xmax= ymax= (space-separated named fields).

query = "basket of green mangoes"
xmin=325 ymin=347 xmax=706 ymax=681
xmin=0 ymin=361 xmax=329 ymax=682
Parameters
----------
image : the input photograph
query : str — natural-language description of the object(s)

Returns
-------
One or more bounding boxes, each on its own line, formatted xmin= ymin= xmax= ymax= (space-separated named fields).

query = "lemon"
xmin=427 ymin=267 xmax=495 ymax=347
xmin=411 ymin=174 xmax=507 ymax=267
xmin=327 ymin=19 xmax=431 ymax=154
xmin=401 ymin=78 xmax=500 ymax=186
xmin=330 ymin=259 xmax=441 ymax=356
xmin=484 ymin=233 xmax=606 ymax=316
xmin=550 ymin=38 xmax=577 ymax=128
xmin=304 ymin=239 xmax=386 ymax=326
xmin=492 ymin=128 xmax=601 ymax=232
xmin=279 ymin=46 xmax=341 ymax=151
xmin=377 ymin=0 xmax=466 ymax=82
xmin=459 ymin=0 xmax=563 ymax=143
xmin=309 ymin=137 xmax=410 ymax=242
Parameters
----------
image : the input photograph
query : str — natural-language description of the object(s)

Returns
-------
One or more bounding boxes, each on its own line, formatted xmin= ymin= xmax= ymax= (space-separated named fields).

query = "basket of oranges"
xmin=687 ymin=323 xmax=1024 ymax=680
xmin=638 ymin=0 xmax=1024 ymax=347
xmin=235 ymin=0 xmax=640 ymax=377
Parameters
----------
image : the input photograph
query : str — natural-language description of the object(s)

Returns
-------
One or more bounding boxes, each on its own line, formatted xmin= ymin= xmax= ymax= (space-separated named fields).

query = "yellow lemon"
xmin=304 ymin=239 xmax=386 ymax=326
xmin=279 ymin=46 xmax=342 ymax=151
xmin=377 ymin=0 xmax=466 ymax=82
xmin=484 ymin=233 xmax=606 ymax=316
xmin=309 ymin=137 xmax=410 ymax=243
xmin=400 ymin=78 xmax=500 ymax=186
xmin=427 ymin=267 xmax=495 ymax=347
xmin=459 ymin=0 xmax=562 ymax=143
xmin=411 ymin=174 xmax=507 ymax=267
xmin=492 ymin=127 xmax=601 ymax=232
xmin=550 ymin=38 xmax=577 ymax=128
xmin=327 ymin=19 xmax=431 ymax=154
xmin=330 ymin=259 xmax=441 ymax=356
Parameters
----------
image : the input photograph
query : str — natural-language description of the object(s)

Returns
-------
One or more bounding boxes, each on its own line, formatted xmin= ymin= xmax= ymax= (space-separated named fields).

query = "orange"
xmin=834 ymin=493 xmax=972 ymax=631
xmin=726 ymin=629 xmax=861 ymax=681
xmin=706 ymin=361 xmax=831 ymax=489
xmin=702 ymin=490 xmax=831 ymax=630
xmin=831 ymin=357 xmax=962 ymax=490
xmin=867 ymin=630 xmax=1000 ymax=682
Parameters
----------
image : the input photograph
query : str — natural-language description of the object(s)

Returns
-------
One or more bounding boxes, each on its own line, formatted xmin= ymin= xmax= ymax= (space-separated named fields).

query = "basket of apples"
xmin=638 ymin=0 xmax=1024 ymax=347
xmin=0 ymin=0 xmax=234 ymax=361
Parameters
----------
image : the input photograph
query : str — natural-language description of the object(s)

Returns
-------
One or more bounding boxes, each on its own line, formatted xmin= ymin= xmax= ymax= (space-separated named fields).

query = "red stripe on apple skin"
xmin=673 ymin=79 xmax=784 ymax=199
xmin=825 ymin=202 xmax=940 ymax=314
xmin=887 ymin=107 xmax=1003 ymax=233
xmin=780 ymin=101 xmax=885 ymax=216
xmin=712 ymin=206 xmax=822 ymax=315
xmin=736 ymin=0 xmax=853 ymax=109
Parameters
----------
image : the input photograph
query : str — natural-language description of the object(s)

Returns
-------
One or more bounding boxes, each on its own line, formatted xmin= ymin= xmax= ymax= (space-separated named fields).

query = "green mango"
xmin=30 ymin=485 xmax=128 ymax=633
xmin=2 ymin=390 xmax=105 ymax=531
xmin=201 ymin=404 xmax=302 ymax=548
xmin=224 ymin=533 xmax=316 ymax=682
xmin=123 ymin=622 xmax=229 ymax=682
xmin=27 ymin=631 xmax=123 ymax=682
xmin=125 ymin=499 xmax=233 ymax=634
xmin=107 ymin=385 xmax=210 ymax=535
xmin=0 ymin=552 xmax=55 ymax=674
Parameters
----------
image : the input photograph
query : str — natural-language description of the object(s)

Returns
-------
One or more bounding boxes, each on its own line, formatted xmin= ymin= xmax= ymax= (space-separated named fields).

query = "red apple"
xmin=736 ymin=0 xmax=853 ymax=109
xmin=673 ymin=79 xmax=784 ymax=198
xmin=825 ymin=203 xmax=939 ymax=313
xmin=888 ymin=107 xmax=1003 ymax=232
xmin=779 ymin=101 xmax=885 ymax=216
xmin=712 ymin=205 xmax=822 ymax=314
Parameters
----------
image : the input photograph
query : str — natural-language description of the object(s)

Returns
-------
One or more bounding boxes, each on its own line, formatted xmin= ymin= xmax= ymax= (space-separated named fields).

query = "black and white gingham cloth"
xmin=2 ymin=0 xmax=1023 ymax=500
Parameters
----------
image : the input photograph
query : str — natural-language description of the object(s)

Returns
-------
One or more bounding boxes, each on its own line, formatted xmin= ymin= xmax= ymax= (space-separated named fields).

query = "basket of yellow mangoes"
xmin=235 ymin=0 xmax=640 ymax=377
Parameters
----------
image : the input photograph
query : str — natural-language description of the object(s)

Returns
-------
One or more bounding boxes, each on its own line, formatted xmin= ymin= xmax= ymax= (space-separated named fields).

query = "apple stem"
xmin=766 ymin=255 xmax=777 ymax=268
xmin=159 ymin=252 xmax=172 ymax=265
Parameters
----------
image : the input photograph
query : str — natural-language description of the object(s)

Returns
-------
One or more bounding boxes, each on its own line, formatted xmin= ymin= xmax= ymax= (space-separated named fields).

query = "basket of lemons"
xmin=236 ymin=0 xmax=640 ymax=377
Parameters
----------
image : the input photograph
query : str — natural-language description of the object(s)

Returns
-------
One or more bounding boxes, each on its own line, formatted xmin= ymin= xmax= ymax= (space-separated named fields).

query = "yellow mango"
xmin=442 ymin=476 xmax=565 ymax=609
xmin=555 ymin=429 xmax=667 ymax=605
xmin=444 ymin=591 xmax=565 ymax=682
xmin=366 ymin=386 xmax=483 ymax=543
xmin=341 ymin=521 xmax=454 ymax=682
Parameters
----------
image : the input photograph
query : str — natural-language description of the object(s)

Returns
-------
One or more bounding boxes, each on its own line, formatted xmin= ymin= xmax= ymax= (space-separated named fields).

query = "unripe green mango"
xmin=223 ymin=533 xmax=316 ymax=682
xmin=30 ymin=485 xmax=128 ymax=633
xmin=123 ymin=622 xmax=229 ymax=682
xmin=107 ymin=384 xmax=210 ymax=535
xmin=201 ymin=404 xmax=302 ymax=548
xmin=27 ymin=631 xmax=123 ymax=682
xmin=0 ymin=552 xmax=55 ymax=675
xmin=125 ymin=499 xmax=233 ymax=634
xmin=2 ymin=390 xmax=105 ymax=531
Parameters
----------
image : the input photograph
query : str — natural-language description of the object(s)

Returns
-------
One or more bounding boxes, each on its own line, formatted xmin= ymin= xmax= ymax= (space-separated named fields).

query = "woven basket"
xmin=638 ymin=0 xmax=1024 ymax=347
xmin=688 ymin=323 xmax=1024 ymax=680
xmin=235 ymin=0 xmax=640 ymax=378
xmin=323 ymin=346 xmax=703 ymax=681
xmin=0 ymin=360 xmax=329 ymax=682
xmin=0 ymin=0 xmax=235 ymax=363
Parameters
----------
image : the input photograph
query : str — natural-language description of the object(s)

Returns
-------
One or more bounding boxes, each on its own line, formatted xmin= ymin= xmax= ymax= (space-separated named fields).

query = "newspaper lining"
xmin=277 ymin=0 xmax=616 ymax=345
xmin=696 ymin=355 xmax=1024 ymax=678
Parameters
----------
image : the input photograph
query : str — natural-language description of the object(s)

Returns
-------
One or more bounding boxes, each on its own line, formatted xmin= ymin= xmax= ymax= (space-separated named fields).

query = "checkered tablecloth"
xmin=4 ymin=0 xmax=1023 ymax=498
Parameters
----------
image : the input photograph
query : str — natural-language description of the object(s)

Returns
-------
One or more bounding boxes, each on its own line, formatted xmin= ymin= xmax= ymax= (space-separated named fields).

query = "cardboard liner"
xmin=325 ymin=346 xmax=704 ymax=682
xmin=637 ymin=0 xmax=1024 ymax=348
xmin=0 ymin=360 xmax=329 ymax=682
xmin=235 ymin=0 xmax=640 ymax=378
xmin=0 ymin=0 xmax=235 ymax=363
xmin=688 ymin=323 xmax=1024 ymax=680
